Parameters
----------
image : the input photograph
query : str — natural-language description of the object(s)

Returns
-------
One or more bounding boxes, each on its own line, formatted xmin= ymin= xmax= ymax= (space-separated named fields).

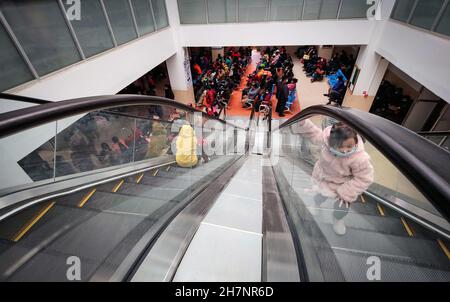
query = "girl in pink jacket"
xmin=292 ymin=119 xmax=374 ymax=234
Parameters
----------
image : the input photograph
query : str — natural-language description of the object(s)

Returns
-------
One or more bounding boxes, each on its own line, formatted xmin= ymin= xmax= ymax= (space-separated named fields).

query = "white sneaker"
xmin=333 ymin=219 xmax=346 ymax=235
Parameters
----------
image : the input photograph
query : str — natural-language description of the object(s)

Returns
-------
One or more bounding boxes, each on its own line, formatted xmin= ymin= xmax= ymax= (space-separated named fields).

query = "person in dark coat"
xmin=164 ymin=84 xmax=175 ymax=100
xmin=275 ymin=78 xmax=289 ymax=117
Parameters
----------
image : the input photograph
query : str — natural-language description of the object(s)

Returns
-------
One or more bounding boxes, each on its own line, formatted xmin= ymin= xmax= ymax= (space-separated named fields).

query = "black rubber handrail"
xmin=277 ymin=105 xmax=450 ymax=220
xmin=0 ymin=94 xmax=246 ymax=138
xmin=0 ymin=93 xmax=51 ymax=105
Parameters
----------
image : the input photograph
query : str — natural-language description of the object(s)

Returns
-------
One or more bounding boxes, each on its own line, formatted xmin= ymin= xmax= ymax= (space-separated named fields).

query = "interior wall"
xmin=180 ymin=20 xmax=375 ymax=47
xmin=403 ymin=102 xmax=438 ymax=131
xmin=7 ymin=28 xmax=177 ymax=101
xmin=375 ymin=20 xmax=450 ymax=104
xmin=433 ymin=106 xmax=450 ymax=131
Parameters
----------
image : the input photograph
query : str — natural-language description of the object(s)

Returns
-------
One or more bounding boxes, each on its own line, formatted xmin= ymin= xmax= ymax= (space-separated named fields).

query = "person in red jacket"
xmin=206 ymin=88 xmax=216 ymax=107
xmin=193 ymin=63 xmax=202 ymax=77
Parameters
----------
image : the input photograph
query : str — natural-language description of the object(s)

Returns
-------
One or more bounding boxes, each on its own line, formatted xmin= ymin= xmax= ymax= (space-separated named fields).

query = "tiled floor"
xmin=289 ymin=49 xmax=330 ymax=110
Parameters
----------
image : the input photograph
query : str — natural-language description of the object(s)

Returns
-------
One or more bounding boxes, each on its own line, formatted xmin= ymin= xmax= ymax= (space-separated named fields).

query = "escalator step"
xmin=314 ymin=222 xmax=450 ymax=269
xmin=309 ymin=209 xmax=414 ymax=238
xmin=332 ymin=248 xmax=450 ymax=282
xmin=78 ymin=190 xmax=178 ymax=217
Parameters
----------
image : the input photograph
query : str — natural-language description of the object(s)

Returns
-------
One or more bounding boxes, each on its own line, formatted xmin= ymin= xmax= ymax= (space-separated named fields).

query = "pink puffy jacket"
xmin=292 ymin=120 xmax=374 ymax=203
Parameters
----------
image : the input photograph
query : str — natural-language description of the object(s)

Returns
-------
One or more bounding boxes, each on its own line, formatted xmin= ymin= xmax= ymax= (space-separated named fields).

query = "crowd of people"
xmin=20 ymin=104 xmax=218 ymax=181
xmin=241 ymin=46 xmax=298 ymax=118
xmin=191 ymin=47 xmax=253 ymax=117
xmin=297 ymin=46 xmax=355 ymax=106
xmin=118 ymin=65 xmax=175 ymax=100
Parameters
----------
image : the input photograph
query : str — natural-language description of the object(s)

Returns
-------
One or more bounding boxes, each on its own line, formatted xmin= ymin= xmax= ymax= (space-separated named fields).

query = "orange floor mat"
xmin=226 ymin=59 xmax=301 ymax=118
xmin=195 ymin=52 xmax=302 ymax=119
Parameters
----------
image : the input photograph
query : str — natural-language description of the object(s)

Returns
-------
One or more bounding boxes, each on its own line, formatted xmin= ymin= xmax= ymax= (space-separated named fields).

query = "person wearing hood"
xmin=292 ymin=119 xmax=374 ymax=235
xmin=176 ymin=124 xmax=198 ymax=168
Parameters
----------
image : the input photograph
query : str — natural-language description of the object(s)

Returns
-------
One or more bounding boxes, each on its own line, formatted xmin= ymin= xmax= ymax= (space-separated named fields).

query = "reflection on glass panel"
xmin=0 ymin=24 xmax=34 ymax=91
xmin=435 ymin=2 xmax=450 ymax=36
xmin=103 ymin=0 xmax=137 ymax=45
xmin=238 ymin=0 xmax=268 ymax=22
xmin=55 ymin=112 xmax=135 ymax=177
xmin=391 ymin=0 xmax=416 ymax=22
xmin=363 ymin=142 xmax=442 ymax=216
xmin=338 ymin=0 xmax=370 ymax=19
xmin=1 ymin=122 xmax=57 ymax=189
xmin=62 ymin=0 xmax=114 ymax=58
xmin=132 ymin=0 xmax=156 ymax=35
xmin=410 ymin=0 xmax=445 ymax=30
xmin=303 ymin=0 xmax=321 ymax=20
xmin=0 ymin=0 xmax=81 ymax=76
xmin=269 ymin=0 xmax=302 ymax=21
xmin=51 ymin=105 xmax=188 ymax=178
xmin=178 ymin=0 xmax=207 ymax=24
xmin=319 ymin=0 xmax=340 ymax=19
xmin=207 ymin=0 xmax=237 ymax=23
xmin=151 ymin=0 xmax=169 ymax=29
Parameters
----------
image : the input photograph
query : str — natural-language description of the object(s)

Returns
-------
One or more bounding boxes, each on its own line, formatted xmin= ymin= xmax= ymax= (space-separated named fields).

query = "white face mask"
xmin=329 ymin=146 xmax=357 ymax=158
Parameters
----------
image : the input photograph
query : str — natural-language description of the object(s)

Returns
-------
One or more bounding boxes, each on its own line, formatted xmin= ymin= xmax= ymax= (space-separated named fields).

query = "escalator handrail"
xmin=0 ymin=94 xmax=246 ymax=139
xmin=276 ymin=105 xmax=450 ymax=220
xmin=0 ymin=93 xmax=51 ymax=105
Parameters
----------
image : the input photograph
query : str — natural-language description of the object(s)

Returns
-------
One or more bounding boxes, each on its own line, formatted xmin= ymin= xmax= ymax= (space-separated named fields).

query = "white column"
xmin=378 ymin=0 xmax=396 ymax=20
xmin=342 ymin=2 xmax=393 ymax=112
xmin=350 ymin=0 xmax=395 ymax=96
xmin=353 ymin=45 xmax=388 ymax=97
xmin=165 ymin=0 xmax=195 ymax=104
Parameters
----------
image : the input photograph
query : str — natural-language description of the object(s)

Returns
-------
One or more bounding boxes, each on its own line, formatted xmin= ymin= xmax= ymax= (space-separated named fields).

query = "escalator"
xmin=270 ymin=107 xmax=450 ymax=281
xmin=0 ymin=94 xmax=448 ymax=282
xmin=0 ymin=94 xmax=247 ymax=281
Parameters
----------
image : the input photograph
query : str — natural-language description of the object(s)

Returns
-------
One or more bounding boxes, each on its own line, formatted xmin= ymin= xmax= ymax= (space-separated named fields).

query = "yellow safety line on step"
xmin=166 ymin=165 xmax=171 ymax=172
xmin=153 ymin=169 xmax=159 ymax=177
xmin=12 ymin=202 xmax=56 ymax=242
xmin=400 ymin=217 xmax=414 ymax=237
xmin=361 ymin=195 xmax=366 ymax=203
xmin=437 ymin=239 xmax=450 ymax=260
xmin=78 ymin=188 xmax=96 ymax=208
xmin=376 ymin=203 xmax=385 ymax=217
xmin=112 ymin=180 xmax=124 ymax=193
xmin=136 ymin=173 xmax=144 ymax=184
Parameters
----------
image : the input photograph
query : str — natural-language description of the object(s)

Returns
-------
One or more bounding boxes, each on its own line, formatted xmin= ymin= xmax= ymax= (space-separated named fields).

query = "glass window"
xmin=0 ymin=24 xmax=34 ymax=91
xmin=303 ymin=0 xmax=321 ymax=20
xmin=178 ymin=0 xmax=207 ymax=24
xmin=319 ymin=0 xmax=340 ymax=19
xmin=62 ymin=0 xmax=114 ymax=58
xmin=435 ymin=2 xmax=450 ymax=36
xmin=410 ymin=0 xmax=445 ymax=30
xmin=391 ymin=0 xmax=416 ymax=22
xmin=207 ymin=0 xmax=237 ymax=23
xmin=131 ymin=0 xmax=156 ymax=35
xmin=151 ymin=0 xmax=169 ymax=29
xmin=0 ymin=0 xmax=81 ymax=76
xmin=103 ymin=0 xmax=137 ymax=45
xmin=338 ymin=0 xmax=370 ymax=19
xmin=238 ymin=0 xmax=268 ymax=22
xmin=270 ymin=0 xmax=303 ymax=21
